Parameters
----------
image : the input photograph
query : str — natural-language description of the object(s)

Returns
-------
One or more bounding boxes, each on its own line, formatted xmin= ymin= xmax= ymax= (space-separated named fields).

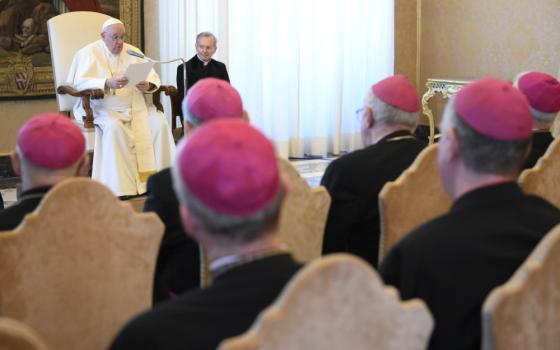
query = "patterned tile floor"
xmin=1 ymin=159 xmax=334 ymax=210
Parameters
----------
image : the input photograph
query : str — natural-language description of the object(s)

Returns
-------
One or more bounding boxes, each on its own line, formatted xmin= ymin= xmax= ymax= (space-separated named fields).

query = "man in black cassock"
xmin=379 ymin=78 xmax=560 ymax=350
xmin=176 ymin=32 xmax=230 ymax=117
xmin=321 ymin=75 xmax=426 ymax=267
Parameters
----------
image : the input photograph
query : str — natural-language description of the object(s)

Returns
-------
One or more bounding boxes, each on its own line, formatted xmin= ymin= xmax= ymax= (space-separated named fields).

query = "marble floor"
xmin=290 ymin=158 xmax=333 ymax=188
xmin=1 ymin=158 xmax=334 ymax=210
xmin=1 ymin=188 xmax=17 ymax=209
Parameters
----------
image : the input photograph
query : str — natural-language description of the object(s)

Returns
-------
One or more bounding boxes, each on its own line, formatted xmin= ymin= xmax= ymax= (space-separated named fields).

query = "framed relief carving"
xmin=0 ymin=0 xmax=142 ymax=99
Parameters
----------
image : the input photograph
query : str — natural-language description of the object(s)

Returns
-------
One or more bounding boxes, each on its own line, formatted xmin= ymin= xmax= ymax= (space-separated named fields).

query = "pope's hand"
xmin=106 ymin=76 xmax=129 ymax=89
xmin=136 ymin=81 xmax=151 ymax=93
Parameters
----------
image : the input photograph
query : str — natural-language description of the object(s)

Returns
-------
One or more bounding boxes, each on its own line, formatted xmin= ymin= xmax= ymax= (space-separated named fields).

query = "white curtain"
xmin=158 ymin=0 xmax=394 ymax=158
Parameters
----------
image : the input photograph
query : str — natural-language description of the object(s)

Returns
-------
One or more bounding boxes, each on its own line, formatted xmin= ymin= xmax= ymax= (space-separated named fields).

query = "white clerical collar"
xmin=197 ymin=55 xmax=211 ymax=66
xmin=210 ymin=254 xmax=239 ymax=271
xmin=209 ymin=245 xmax=289 ymax=276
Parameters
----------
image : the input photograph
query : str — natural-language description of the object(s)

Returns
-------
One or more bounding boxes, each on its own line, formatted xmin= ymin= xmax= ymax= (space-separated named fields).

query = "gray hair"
xmin=196 ymin=32 xmax=217 ymax=46
xmin=529 ymin=107 xmax=557 ymax=124
xmin=513 ymin=72 xmax=558 ymax=125
xmin=443 ymin=99 xmax=530 ymax=176
xmin=181 ymin=98 xmax=204 ymax=127
xmin=171 ymin=156 xmax=283 ymax=243
xmin=366 ymin=89 xmax=419 ymax=128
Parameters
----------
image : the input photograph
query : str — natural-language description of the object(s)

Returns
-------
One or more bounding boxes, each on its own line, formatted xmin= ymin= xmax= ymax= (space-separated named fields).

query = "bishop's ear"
xmin=448 ymin=127 xmax=461 ymax=159
xmin=10 ymin=151 xmax=22 ymax=176
xmin=179 ymin=204 xmax=199 ymax=241
xmin=365 ymin=107 xmax=375 ymax=128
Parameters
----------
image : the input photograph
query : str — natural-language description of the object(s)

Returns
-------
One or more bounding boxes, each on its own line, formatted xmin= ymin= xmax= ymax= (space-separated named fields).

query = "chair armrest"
xmin=57 ymin=85 xmax=104 ymax=129
xmin=153 ymin=85 xmax=181 ymax=133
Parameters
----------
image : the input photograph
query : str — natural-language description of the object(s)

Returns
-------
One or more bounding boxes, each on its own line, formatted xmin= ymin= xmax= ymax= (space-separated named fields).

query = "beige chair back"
xmin=218 ymin=254 xmax=434 ymax=350
xmin=551 ymin=114 xmax=560 ymax=138
xmin=48 ymin=11 xmax=111 ymax=112
xmin=519 ymin=137 xmax=560 ymax=208
xmin=378 ymin=144 xmax=451 ymax=263
xmin=0 ymin=178 xmax=163 ymax=350
xmin=0 ymin=318 xmax=50 ymax=350
xmin=482 ymin=224 xmax=560 ymax=350
xmin=276 ymin=157 xmax=330 ymax=262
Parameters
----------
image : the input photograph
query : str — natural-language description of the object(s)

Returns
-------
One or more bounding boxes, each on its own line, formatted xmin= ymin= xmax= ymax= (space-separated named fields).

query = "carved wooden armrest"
xmin=152 ymin=85 xmax=181 ymax=132
xmin=57 ymin=85 xmax=104 ymax=129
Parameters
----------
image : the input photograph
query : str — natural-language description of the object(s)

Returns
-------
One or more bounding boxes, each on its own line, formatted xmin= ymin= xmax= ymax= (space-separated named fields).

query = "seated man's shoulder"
xmin=392 ymin=211 xmax=458 ymax=256
xmin=112 ymin=255 xmax=300 ymax=350
xmin=379 ymin=213 xmax=455 ymax=283
xmin=145 ymin=168 xmax=176 ymax=213
xmin=0 ymin=200 xmax=41 ymax=232
xmin=328 ymin=148 xmax=370 ymax=170
xmin=525 ymin=193 xmax=560 ymax=215
xmin=144 ymin=290 xmax=208 ymax=318
xmin=186 ymin=55 xmax=199 ymax=65
xmin=382 ymin=138 xmax=425 ymax=163
xmin=239 ymin=253 xmax=302 ymax=279
xmin=410 ymin=139 xmax=428 ymax=153
xmin=330 ymin=139 xmax=420 ymax=170
xmin=324 ymin=143 xmax=407 ymax=181
xmin=521 ymin=195 xmax=560 ymax=230
xmin=0 ymin=206 xmax=22 ymax=231
xmin=321 ymin=149 xmax=377 ymax=189
xmin=391 ymin=190 xmax=560 ymax=257
xmin=110 ymin=291 xmax=207 ymax=349
xmin=147 ymin=167 xmax=172 ymax=187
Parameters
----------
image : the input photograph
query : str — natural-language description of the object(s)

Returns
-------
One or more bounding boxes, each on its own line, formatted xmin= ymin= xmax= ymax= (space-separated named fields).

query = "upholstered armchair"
xmin=219 ymin=254 xmax=434 ymax=350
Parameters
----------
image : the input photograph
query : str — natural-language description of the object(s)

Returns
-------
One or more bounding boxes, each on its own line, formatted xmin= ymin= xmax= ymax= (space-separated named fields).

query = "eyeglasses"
xmin=106 ymin=33 xmax=127 ymax=42
xmin=355 ymin=107 xmax=365 ymax=121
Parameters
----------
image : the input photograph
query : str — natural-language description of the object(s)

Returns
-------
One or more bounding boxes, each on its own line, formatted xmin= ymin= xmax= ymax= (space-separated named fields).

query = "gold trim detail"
xmin=120 ymin=0 xmax=142 ymax=49
xmin=421 ymin=78 xmax=471 ymax=144
xmin=138 ymin=170 xmax=155 ymax=183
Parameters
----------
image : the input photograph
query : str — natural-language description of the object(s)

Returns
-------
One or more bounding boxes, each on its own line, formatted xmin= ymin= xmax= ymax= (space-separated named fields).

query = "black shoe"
xmin=119 ymin=193 xmax=147 ymax=201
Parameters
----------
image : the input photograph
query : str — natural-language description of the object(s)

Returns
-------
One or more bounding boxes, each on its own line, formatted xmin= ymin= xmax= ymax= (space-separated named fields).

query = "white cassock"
xmin=67 ymin=39 xmax=176 ymax=196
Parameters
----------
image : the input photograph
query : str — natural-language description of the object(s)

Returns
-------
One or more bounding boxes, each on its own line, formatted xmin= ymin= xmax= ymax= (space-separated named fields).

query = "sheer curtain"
xmin=158 ymin=0 xmax=394 ymax=157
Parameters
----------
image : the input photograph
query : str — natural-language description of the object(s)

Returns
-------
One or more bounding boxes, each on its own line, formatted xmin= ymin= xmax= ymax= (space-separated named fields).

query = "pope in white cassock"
xmin=67 ymin=17 xmax=176 ymax=197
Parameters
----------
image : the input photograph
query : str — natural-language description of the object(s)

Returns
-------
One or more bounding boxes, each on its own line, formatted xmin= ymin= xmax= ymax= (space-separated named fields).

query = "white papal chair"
xmin=48 ymin=11 xmax=110 ymax=149
xmin=47 ymin=11 xmax=179 ymax=148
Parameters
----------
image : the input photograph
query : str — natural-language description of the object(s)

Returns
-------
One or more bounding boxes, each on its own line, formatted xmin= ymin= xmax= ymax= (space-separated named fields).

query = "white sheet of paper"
xmin=124 ymin=62 xmax=154 ymax=87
